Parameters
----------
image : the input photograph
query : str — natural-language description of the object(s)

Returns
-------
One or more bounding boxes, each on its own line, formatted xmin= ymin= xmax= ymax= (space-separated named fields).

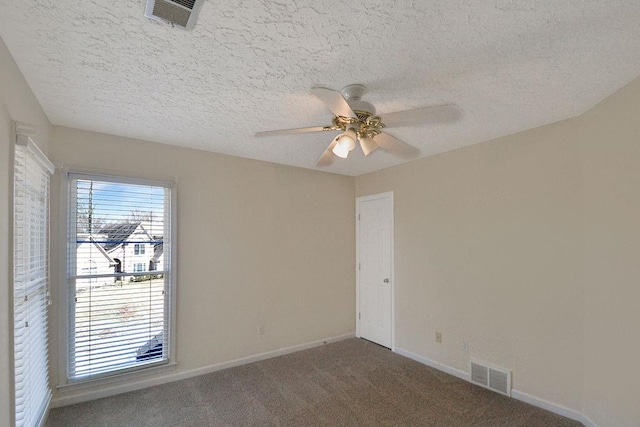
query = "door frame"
xmin=355 ymin=191 xmax=395 ymax=350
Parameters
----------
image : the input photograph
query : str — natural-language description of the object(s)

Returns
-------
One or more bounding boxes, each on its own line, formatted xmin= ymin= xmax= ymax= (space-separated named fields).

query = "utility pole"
xmin=88 ymin=180 xmax=93 ymax=234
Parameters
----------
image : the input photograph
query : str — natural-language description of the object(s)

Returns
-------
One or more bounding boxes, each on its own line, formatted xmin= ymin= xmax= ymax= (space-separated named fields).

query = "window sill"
xmin=53 ymin=362 xmax=178 ymax=407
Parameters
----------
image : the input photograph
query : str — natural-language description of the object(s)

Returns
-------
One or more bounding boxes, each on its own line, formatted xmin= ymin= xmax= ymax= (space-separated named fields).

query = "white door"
xmin=357 ymin=192 xmax=393 ymax=348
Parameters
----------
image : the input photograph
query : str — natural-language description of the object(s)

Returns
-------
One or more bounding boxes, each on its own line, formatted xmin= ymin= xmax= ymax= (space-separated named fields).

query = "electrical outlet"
xmin=436 ymin=331 xmax=442 ymax=343
xmin=462 ymin=340 xmax=469 ymax=352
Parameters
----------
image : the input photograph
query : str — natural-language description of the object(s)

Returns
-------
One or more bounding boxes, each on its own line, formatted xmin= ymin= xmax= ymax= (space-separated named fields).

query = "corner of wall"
xmin=1 ymin=33 xmax=53 ymax=427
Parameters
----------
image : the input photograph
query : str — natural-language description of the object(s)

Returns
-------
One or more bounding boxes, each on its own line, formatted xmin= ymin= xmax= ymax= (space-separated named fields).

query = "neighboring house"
xmin=75 ymin=222 xmax=164 ymax=287
xmin=75 ymin=235 xmax=116 ymax=290
xmin=151 ymin=237 xmax=164 ymax=272
xmin=99 ymin=221 xmax=163 ymax=278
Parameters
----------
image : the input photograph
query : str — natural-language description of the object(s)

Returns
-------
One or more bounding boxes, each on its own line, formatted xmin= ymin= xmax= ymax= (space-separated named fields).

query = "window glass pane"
xmin=68 ymin=175 xmax=171 ymax=380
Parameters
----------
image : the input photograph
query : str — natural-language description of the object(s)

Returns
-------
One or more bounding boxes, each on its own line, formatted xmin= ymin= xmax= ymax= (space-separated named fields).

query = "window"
xmin=66 ymin=173 xmax=173 ymax=381
xmin=13 ymin=129 xmax=54 ymax=427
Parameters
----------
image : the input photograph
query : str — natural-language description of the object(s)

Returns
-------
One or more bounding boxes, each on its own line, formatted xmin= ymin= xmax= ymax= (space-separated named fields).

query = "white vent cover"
xmin=470 ymin=360 xmax=512 ymax=396
xmin=145 ymin=0 xmax=205 ymax=29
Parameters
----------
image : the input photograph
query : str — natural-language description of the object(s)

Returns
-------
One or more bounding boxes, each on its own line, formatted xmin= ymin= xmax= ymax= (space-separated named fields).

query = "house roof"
xmin=89 ymin=235 xmax=115 ymax=264
xmin=100 ymin=222 xmax=147 ymax=252
xmin=152 ymin=238 xmax=164 ymax=263
xmin=76 ymin=235 xmax=116 ymax=265
xmin=1 ymin=2 xmax=640 ymax=176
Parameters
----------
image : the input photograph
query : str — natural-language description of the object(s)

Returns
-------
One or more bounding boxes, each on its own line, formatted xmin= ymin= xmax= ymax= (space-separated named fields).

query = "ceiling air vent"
xmin=145 ymin=0 xmax=205 ymax=30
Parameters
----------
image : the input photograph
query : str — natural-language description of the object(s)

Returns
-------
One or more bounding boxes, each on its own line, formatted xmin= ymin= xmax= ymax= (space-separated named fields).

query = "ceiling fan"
xmin=255 ymin=84 xmax=462 ymax=166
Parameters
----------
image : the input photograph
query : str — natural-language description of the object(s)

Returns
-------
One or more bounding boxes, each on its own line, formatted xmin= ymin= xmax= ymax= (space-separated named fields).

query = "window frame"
xmin=57 ymin=171 xmax=177 ymax=387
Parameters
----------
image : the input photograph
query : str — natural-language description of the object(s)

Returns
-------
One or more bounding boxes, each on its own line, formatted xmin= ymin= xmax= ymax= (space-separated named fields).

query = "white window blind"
xmin=13 ymin=132 xmax=54 ymax=427
xmin=67 ymin=174 xmax=172 ymax=381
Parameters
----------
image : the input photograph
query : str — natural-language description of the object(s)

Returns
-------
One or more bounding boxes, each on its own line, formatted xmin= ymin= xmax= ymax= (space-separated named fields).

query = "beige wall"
xmin=0 ymin=36 xmax=52 ymax=427
xmin=48 ymin=126 xmax=356 ymax=395
xmin=356 ymin=77 xmax=640 ymax=426
xmin=357 ymin=117 xmax=585 ymax=409
xmin=580 ymin=78 xmax=640 ymax=426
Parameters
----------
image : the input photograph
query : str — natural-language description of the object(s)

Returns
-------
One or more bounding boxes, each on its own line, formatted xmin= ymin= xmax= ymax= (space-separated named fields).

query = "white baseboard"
xmin=52 ymin=332 xmax=355 ymax=408
xmin=394 ymin=347 xmax=469 ymax=381
xmin=511 ymin=390 xmax=597 ymax=427
xmin=394 ymin=347 xmax=596 ymax=427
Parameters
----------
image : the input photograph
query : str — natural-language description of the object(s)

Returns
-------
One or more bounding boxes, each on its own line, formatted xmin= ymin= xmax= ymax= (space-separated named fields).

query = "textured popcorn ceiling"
xmin=1 ymin=1 xmax=640 ymax=176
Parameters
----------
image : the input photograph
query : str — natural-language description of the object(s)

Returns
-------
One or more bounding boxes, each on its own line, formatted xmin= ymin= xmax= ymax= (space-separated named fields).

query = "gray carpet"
xmin=46 ymin=338 xmax=582 ymax=426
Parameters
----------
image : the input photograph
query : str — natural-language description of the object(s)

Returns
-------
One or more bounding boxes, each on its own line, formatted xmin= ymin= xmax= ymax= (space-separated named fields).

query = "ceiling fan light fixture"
xmin=359 ymin=135 xmax=378 ymax=156
xmin=332 ymin=141 xmax=350 ymax=158
xmin=331 ymin=128 xmax=357 ymax=158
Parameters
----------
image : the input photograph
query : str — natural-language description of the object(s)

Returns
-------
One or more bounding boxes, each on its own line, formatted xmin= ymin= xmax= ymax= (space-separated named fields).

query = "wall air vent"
xmin=145 ymin=0 xmax=205 ymax=30
xmin=470 ymin=360 xmax=512 ymax=397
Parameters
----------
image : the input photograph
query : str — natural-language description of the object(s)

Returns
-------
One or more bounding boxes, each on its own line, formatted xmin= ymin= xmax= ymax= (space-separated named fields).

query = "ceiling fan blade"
xmin=316 ymin=138 xmax=339 ymax=167
xmin=254 ymin=126 xmax=334 ymax=137
xmin=380 ymin=104 xmax=462 ymax=128
xmin=375 ymin=132 xmax=420 ymax=159
xmin=359 ymin=136 xmax=378 ymax=156
xmin=311 ymin=87 xmax=357 ymax=118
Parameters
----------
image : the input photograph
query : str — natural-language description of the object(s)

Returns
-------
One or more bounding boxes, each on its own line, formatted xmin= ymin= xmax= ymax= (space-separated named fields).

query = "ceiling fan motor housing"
xmin=332 ymin=110 xmax=384 ymax=139
xmin=341 ymin=84 xmax=376 ymax=115
xmin=349 ymin=100 xmax=376 ymax=115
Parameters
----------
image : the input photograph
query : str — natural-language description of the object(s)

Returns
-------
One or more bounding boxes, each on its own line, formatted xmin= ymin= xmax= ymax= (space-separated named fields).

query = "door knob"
xmin=383 ymin=278 xmax=390 ymax=283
